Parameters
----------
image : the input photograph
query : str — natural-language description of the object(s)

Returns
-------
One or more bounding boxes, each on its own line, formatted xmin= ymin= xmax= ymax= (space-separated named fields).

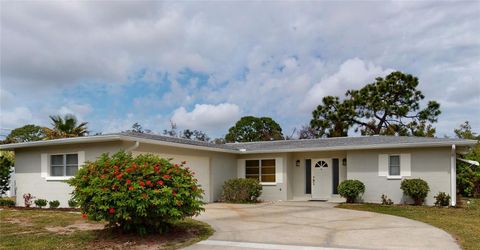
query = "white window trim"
xmin=41 ymin=151 xmax=85 ymax=181
xmin=388 ymin=154 xmax=401 ymax=178
xmin=379 ymin=153 xmax=411 ymax=180
xmin=244 ymin=158 xmax=278 ymax=185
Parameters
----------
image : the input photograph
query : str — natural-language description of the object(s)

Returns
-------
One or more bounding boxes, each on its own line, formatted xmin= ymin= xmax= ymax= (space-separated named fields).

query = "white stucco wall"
xmin=14 ymin=141 xmax=126 ymax=207
xmin=346 ymin=147 xmax=452 ymax=205
xmin=132 ymin=143 xmax=237 ymax=202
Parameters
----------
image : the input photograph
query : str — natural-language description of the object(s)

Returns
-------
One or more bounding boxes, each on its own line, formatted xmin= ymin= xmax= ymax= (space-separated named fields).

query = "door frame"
xmin=311 ymin=158 xmax=332 ymax=200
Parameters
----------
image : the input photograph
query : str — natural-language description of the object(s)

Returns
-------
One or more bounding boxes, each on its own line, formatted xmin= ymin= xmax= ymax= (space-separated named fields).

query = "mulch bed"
xmin=0 ymin=206 xmax=80 ymax=212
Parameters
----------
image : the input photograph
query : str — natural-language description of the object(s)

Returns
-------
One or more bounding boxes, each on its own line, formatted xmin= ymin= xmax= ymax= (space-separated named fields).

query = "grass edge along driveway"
xmin=337 ymin=199 xmax=479 ymax=250
xmin=0 ymin=208 xmax=213 ymax=250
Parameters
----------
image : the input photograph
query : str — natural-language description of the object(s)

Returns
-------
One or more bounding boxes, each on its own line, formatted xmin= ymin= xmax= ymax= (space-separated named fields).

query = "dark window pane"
xmin=261 ymin=166 xmax=275 ymax=174
xmin=51 ymin=155 xmax=64 ymax=165
xmin=66 ymin=154 xmax=78 ymax=164
xmin=389 ymin=155 xmax=400 ymax=166
xmin=246 ymin=167 xmax=259 ymax=175
xmin=389 ymin=165 xmax=400 ymax=176
xmin=261 ymin=175 xmax=276 ymax=182
xmin=261 ymin=159 xmax=275 ymax=167
xmin=246 ymin=160 xmax=259 ymax=167
xmin=66 ymin=165 xmax=78 ymax=176
xmin=51 ymin=166 xmax=64 ymax=176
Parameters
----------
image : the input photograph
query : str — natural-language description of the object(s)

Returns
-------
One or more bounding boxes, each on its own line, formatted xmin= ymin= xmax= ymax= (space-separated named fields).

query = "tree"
xmin=180 ymin=129 xmax=210 ymax=142
xmin=163 ymin=121 xmax=178 ymax=137
xmin=124 ymin=123 xmax=151 ymax=134
xmin=0 ymin=151 xmax=14 ymax=196
xmin=297 ymin=125 xmax=318 ymax=139
xmin=44 ymin=114 xmax=89 ymax=139
xmin=310 ymin=72 xmax=441 ymax=137
xmin=225 ymin=116 xmax=284 ymax=142
xmin=454 ymin=121 xmax=480 ymax=197
xmin=3 ymin=124 xmax=46 ymax=143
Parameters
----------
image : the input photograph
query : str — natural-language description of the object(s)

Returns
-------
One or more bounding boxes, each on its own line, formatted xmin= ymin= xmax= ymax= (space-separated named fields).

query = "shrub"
xmin=34 ymin=199 xmax=48 ymax=208
xmin=221 ymin=178 xmax=262 ymax=203
xmin=381 ymin=194 xmax=393 ymax=205
xmin=68 ymin=199 xmax=78 ymax=208
xmin=23 ymin=193 xmax=35 ymax=207
xmin=400 ymin=178 xmax=430 ymax=205
xmin=49 ymin=200 xmax=60 ymax=208
xmin=68 ymin=151 xmax=204 ymax=235
xmin=338 ymin=180 xmax=365 ymax=203
xmin=0 ymin=152 xmax=14 ymax=196
xmin=0 ymin=198 xmax=15 ymax=206
xmin=434 ymin=192 xmax=451 ymax=207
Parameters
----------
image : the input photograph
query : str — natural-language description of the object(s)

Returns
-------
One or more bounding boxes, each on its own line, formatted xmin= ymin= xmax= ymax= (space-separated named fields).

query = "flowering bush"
xmin=68 ymin=151 xmax=204 ymax=235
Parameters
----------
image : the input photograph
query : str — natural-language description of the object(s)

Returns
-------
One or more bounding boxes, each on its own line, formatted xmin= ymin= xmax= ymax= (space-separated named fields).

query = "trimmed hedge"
xmin=34 ymin=199 xmax=48 ymax=208
xmin=221 ymin=178 xmax=262 ymax=203
xmin=49 ymin=200 xmax=60 ymax=208
xmin=0 ymin=198 xmax=15 ymax=206
xmin=400 ymin=178 xmax=430 ymax=205
xmin=338 ymin=180 xmax=365 ymax=203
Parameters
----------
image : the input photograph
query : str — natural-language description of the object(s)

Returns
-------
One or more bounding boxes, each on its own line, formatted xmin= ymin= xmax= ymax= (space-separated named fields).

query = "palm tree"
xmin=44 ymin=114 xmax=88 ymax=139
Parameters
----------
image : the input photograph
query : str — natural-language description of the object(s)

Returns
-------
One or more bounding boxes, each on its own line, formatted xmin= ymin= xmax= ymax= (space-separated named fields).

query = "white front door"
xmin=311 ymin=158 xmax=332 ymax=200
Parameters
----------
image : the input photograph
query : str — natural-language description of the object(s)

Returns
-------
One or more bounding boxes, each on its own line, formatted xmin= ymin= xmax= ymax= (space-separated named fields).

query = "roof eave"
xmin=235 ymin=140 xmax=478 ymax=154
xmin=0 ymin=135 xmax=124 ymax=150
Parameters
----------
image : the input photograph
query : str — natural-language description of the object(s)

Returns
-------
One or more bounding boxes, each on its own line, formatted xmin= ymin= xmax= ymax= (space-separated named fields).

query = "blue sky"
xmin=1 ymin=1 xmax=479 ymax=139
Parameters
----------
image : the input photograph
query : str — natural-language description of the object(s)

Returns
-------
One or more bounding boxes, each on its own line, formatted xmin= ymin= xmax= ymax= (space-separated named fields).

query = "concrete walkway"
xmin=184 ymin=201 xmax=460 ymax=250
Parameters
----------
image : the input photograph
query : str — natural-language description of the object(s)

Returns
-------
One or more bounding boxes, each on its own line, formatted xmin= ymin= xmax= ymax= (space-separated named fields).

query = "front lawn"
xmin=337 ymin=198 xmax=480 ymax=250
xmin=0 ymin=208 xmax=213 ymax=250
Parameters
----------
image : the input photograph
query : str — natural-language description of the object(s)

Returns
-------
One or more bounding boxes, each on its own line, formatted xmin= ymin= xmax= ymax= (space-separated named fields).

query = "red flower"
xmin=172 ymin=191 xmax=177 ymax=196
xmin=156 ymin=180 xmax=164 ymax=186
xmin=128 ymin=186 xmax=134 ymax=190
xmin=82 ymin=213 xmax=87 ymax=219
xmin=113 ymin=165 xmax=119 ymax=170
xmin=163 ymin=175 xmax=171 ymax=180
xmin=146 ymin=180 xmax=151 ymax=186
xmin=126 ymin=179 xmax=131 ymax=185
xmin=132 ymin=163 xmax=137 ymax=170
xmin=114 ymin=170 xmax=119 ymax=175
xmin=108 ymin=208 xmax=115 ymax=214
xmin=101 ymin=174 xmax=106 ymax=179
xmin=192 ymin=186 xmax=197 ymax=191
xmin=116 ymin=174 xmax=123 ymax=180
xmin=126 ymin=168 xmax=132 ymax=173
xmin=154 ymin=166 xmax=159 ymax=172
xmin=174 ymin=164 xmax=179 ymax=168
xmin=139 ymin=181 xmax=145 ymax=187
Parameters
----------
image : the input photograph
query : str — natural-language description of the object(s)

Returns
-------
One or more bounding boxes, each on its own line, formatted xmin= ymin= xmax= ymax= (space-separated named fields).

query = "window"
xmin=389 ymin=155 xmax=400 ymax=176
xmin=245 ymin=159 xmax=276 ymax=183
xmin=50 ymin=154 xmax=78 ymax=176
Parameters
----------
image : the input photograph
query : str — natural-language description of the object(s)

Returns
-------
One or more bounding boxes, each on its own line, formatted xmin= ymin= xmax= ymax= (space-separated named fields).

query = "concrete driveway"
xmin=184 ymin=201 xmax=459 ymax=250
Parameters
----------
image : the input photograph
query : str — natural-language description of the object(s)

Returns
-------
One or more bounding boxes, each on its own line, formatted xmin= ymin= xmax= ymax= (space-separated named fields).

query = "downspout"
xmin=126 ymin=141 xmax=140 ymax=152
xmin=451 ymin=144 xmax=456 ymax=207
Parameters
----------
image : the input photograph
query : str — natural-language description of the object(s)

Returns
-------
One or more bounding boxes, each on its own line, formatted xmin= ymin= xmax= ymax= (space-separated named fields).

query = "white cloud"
xmin=301 ymin=58 xmax=394 ymax=111
xmin=0 ymin=107 xmax=34 ymax=130
xmin=1 ymin=1 xmax=479 ymax=136
xmin=58 ymin=103 xmax=92 ymax=122
xmin=171 ymin=103 xmax=241 ymax=133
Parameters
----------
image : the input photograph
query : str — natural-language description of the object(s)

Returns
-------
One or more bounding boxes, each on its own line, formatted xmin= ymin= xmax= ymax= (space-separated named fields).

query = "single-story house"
xmin=0 ymin=132 xmax=477 ymax=207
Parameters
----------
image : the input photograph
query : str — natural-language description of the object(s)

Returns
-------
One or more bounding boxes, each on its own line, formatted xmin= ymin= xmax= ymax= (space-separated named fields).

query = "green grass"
xmin=0 ymin=209 xmax=213 ymax=250
xmin=337 ymin=198 xmax=480 ymax=250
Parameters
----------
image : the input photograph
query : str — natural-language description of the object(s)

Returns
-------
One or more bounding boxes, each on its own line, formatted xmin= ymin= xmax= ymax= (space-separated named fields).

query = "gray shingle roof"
xmin=119 ymin=132 xmax=476 ymax=153
xmin=225 ymin=136 xmax=477 ymax=152
xmin=1 ymin=131 xmax=476 ymax=153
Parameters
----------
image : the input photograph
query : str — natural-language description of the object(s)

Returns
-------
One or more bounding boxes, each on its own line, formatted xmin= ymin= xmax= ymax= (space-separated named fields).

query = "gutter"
xmin=451 ymin=144 xmax=457 ymax=207
xmin=125 ymin=141 xmax=140 ymax=152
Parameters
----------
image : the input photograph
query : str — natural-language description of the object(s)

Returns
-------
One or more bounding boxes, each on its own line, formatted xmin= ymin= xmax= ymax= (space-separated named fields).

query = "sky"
xmin=1 ymin=1 xmax=479 ymax=139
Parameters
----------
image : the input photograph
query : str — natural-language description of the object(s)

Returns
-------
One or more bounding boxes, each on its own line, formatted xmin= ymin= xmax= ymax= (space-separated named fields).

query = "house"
xmin=0 ymin=132 xmax=477 ymax=207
